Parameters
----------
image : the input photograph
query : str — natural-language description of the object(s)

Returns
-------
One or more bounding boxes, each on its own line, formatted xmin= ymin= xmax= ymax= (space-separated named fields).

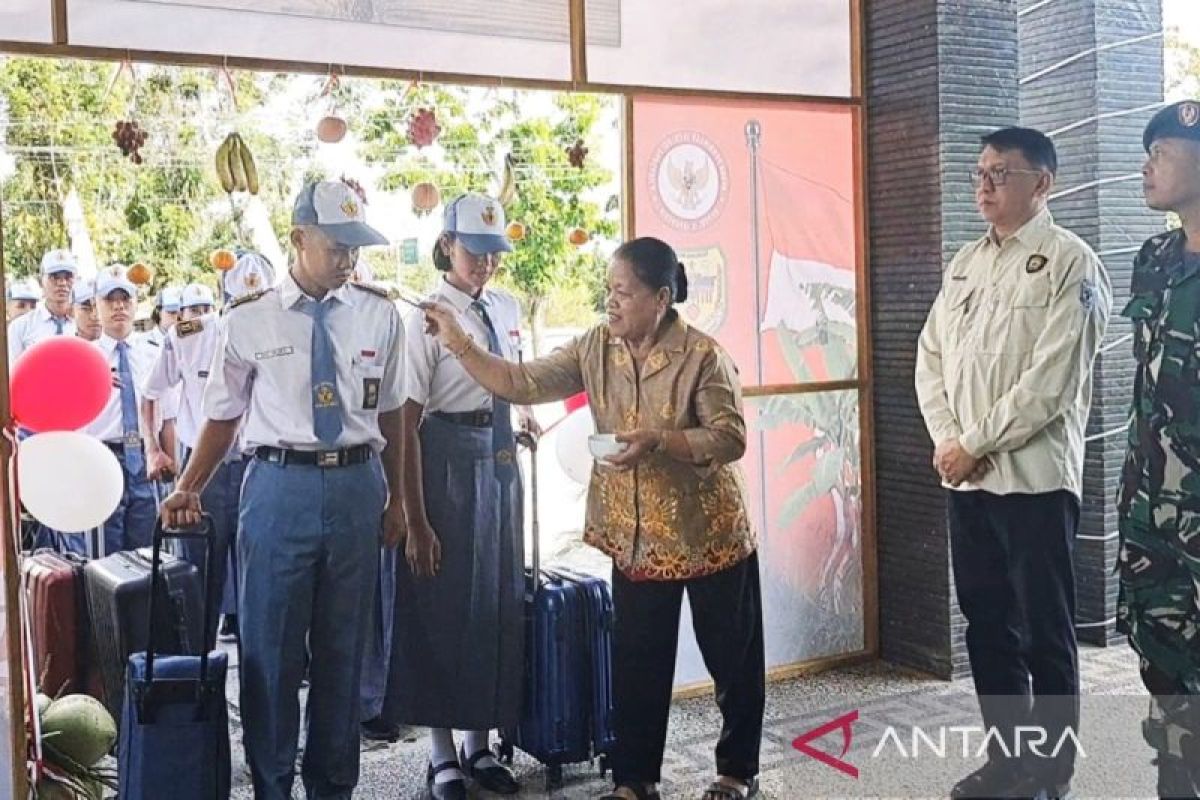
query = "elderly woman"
xmin=421 ymin=236 xmax=765 ymax=800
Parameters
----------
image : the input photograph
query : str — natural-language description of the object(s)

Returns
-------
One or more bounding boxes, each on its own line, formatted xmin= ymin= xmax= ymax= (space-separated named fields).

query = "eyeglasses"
xmin=969 ymin=167 xmax=1043 ymax=188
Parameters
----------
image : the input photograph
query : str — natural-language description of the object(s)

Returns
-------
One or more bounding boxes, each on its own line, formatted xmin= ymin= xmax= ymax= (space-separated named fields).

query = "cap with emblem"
xmin=292 ymin=181 xmax=388 ymax=248
xmin=8 ymin=278 xmax=42 ymax=302
xmin=443 ymin=193 xmax=513 ymax=255
xmin=156 ymin=285 xmax=183 ymax=313
xmin=72 ymin=278 xmax=96 ymax=305
xmin=1143 ymin=100 xmax=1200 ymax=152
xmin=223 ymin=251 xmax=276 ymax=301
xmin=181 ymin=283 xmax=216 ymax=309
xmin=95 ymin=264 xmax=137 ymax=299
xmin=40 ymin=249 xmax=78 ymax=278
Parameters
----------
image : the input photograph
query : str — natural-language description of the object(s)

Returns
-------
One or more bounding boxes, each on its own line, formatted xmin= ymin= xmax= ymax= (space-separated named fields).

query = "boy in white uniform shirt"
xmin=7 ymin=249 xmax=77 ymax=362
xmin=6 ymin=278 xmax=41 ymax=323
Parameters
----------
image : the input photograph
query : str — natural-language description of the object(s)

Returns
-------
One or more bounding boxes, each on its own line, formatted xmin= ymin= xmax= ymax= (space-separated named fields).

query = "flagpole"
xmin=745 ymin=119 xmax=770 ymax=540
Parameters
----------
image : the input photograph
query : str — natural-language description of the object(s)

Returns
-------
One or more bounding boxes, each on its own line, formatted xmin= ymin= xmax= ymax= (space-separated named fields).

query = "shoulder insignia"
xmin=230 ymin=289 xmax=267 ymax=309
xmin=349 ymin=281 xmax=391 ymax=300
xmin=176 ymin=318 xmax=204 ymax=338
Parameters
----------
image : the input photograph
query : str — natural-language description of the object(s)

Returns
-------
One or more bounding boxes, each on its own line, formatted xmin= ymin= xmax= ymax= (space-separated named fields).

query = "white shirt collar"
xmin=437 ymin=277 xmax=488 ymax=314
xmin=97 ymin=331 xmax=135 ymax=355
xmin=33 ymin=302 xmax=71 ymax=325
xmin=279 ymin=270 xmax=355 ymax=310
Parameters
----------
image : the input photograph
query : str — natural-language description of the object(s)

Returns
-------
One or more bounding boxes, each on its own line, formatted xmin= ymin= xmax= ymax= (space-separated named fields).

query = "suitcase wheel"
xmin=546 ymin=763 xmax=563 ymax=791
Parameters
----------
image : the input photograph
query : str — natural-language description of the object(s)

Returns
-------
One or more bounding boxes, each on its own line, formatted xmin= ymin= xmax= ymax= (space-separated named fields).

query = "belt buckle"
xmin=317 ymin=450 xmax=341 ymax=468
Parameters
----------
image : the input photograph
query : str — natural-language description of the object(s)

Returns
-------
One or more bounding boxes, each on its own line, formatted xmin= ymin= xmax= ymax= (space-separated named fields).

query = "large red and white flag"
xmin=759 ymin=160 xmax=856 ymax=333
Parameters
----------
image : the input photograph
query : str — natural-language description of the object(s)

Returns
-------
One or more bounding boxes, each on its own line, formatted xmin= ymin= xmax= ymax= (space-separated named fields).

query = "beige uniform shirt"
xmin=915 ymin=208 xmax=1112 ymax=499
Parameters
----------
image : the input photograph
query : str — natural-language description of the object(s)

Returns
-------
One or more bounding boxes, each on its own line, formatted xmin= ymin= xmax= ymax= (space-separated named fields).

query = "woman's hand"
xmin=422 ymin=302 xmax=471 ymax=353
xmin=605 ymin=429 xmax=663 ymax=470
xmin=404 ymin=517 xmax=442 ymax=578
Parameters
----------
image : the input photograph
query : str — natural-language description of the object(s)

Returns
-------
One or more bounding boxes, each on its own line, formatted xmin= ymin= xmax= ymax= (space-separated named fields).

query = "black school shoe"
xmin=427 ymin=761 xmax=468 ymax=800
xmin=360 ymin=716 xmax=400 ymax=742
xmin=460 ymin=745 xmax=520 ymax=795
xmin=951 ymin=760 xmax=1040 ymax=799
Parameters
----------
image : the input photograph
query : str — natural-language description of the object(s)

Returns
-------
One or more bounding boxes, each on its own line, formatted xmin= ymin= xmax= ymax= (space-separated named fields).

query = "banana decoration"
xmin=497 ymin=152 xmax=517 ymax=207
xmin=215 ymin=132 xmax=260 ymax=195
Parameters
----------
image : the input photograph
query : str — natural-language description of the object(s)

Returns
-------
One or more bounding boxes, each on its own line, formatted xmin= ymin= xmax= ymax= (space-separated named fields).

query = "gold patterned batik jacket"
xmin=507 ymin=311 xmax=756 ymax=581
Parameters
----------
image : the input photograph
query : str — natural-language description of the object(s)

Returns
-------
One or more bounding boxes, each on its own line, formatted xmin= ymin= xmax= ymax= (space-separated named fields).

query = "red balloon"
xmin=564 ymin=391 xmax=588 ymax=414
xmin=10 ymin=336 xmax=112 ymax=432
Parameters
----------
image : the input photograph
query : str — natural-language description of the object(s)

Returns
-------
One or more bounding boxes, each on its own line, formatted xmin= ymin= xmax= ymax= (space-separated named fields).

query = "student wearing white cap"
xmin=7 ymin=249 xmax=77 ymax=362
xmin=72 ymin=278 xmax=101 ymax=342
xmin=161 ymin=182 xmax=405 ymax=800
xmin=222 ymin=250 xmax=276 ymax=303
xmin=142 ymin=285 xmax=182 ymax=349
xmin=386 ymin=192 xmax=530 ymax=799
xmin=141 ymin=278 xmax=231 ymax=649
xmin=65 ymin=265 xmax=177 ymax=555
xmin=6 ymin=278 xmax=41 ymax=323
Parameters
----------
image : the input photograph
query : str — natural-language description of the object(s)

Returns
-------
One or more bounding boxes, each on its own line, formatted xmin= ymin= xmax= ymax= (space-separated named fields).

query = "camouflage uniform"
xmin=1117 ymin=227 xmax=1200 ymax=791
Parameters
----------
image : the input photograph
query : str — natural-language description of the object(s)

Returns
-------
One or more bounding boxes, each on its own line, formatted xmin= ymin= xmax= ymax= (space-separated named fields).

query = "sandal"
xmin=599 ymin=784 xmax=662 ymax=800
xmin=701 ymin=776 xmax=760 ymax=800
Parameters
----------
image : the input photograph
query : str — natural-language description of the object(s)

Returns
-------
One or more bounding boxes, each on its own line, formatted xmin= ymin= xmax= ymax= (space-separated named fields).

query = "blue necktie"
xmin=53 ymin=317 xmax=65 ymax=335
xmin=116 ymin=341 xmax=145 ymax=475
xmin=303 ymin=300 xmax=343 ymax=447
xmin=472 ymin=300 xmax=514 ymax=480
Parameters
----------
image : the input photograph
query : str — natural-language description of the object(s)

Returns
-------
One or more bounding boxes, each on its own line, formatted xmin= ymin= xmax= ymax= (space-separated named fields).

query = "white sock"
xmin=462 ymin=729 xmax=501 ymax=769
xmin=429 ymin=728 xmax=462 ymax=785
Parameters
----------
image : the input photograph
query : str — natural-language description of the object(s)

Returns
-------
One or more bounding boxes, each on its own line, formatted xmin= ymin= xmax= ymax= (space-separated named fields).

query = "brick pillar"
xmin=1018 ymin=0 xmax=1164 ymax=645
xmin=867 ymin=0 xmax=1019 ymax=678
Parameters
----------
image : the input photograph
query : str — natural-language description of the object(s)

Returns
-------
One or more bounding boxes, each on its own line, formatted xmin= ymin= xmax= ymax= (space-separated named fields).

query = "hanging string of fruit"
xmin=566 ymin=139 xmax=588 ymax=169
xmin=316 ymin=71 xmax=348 ymax=144
xmin=406 ymin=107 xmax=441 ymax=148
xmin=108 ymin=60 xmax=148 ymax=164
xmin=214 ymin=132 xmax=260 ymax=195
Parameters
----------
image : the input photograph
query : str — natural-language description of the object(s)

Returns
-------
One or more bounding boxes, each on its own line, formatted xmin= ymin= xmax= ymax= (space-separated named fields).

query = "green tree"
xmin=359 ymin=83 xmax=619 ymax=353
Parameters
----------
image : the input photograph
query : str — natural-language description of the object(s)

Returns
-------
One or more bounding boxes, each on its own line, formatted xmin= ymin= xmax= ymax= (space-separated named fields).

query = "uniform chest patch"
xmin=177 ymin=319 xmax=203 ymax=338
xmin=254 ymin=345 xmax=294 ymax=360
xmin=1025 ymin=255 xmax=1048 ymax=274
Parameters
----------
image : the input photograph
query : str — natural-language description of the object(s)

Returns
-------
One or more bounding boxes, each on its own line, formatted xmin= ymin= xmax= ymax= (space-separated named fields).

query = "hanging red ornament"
xmin=407 ymin=108 xmax=441 ymax=148
xmin=567 ymin=139 xmax=588 ymax=169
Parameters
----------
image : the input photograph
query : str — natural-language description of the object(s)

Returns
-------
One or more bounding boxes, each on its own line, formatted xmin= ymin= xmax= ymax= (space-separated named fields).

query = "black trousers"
xmin=948 ymin=490 xmax=1080 ymax=784
xmin=611 ymin=552 xmax=765 ymax=786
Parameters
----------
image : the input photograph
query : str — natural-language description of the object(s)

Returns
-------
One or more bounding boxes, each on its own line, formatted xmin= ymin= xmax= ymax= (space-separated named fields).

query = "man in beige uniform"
xmin=916 ymin=127 xmax=1111 ymax=800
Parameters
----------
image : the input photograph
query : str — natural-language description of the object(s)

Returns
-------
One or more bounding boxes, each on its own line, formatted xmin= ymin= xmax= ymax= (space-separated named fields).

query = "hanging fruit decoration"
xmin=210 ymin=249 xmax=237 ymax=271
xmin=214 ymin=132 xmax=260 ymax=195
xmin=128 ymin=262 xmax=153 ymax=285
xmin=497 ymin=153 xmax=518 ymax=207
xmin=567 ymin=227 xmax=590 ymax=247
xmin=112 ymin=120 xmax=148 ymax=164
xmin=506 ymin=221 xmax=527 ymax=242
xmin=567 ymin=139 xmax=588 ymax=169
xmin=317 ymin=115 xmax=348 ymax=144
xmin=407 ymin=108 xmax=441 ymax=149
xmin=411 ymin=182 xmax=441 ymax=215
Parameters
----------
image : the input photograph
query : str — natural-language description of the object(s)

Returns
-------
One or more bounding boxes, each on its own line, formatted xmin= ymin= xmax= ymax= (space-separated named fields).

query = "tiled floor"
xmin=224 ymin=644 xmax=1156 ymax=799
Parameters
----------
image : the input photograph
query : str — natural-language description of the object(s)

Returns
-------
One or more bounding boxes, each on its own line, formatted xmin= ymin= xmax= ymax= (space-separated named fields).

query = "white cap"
xmin=95 ymin=264 xmax=137 ymax=299
xmin=157 ymin=285 xmax=183 ymax=312
xmin=292 ymin=181 xmax=388 ymax=247
xmin=223 ymin=251 xmax=276 ymax=301
xmin=40 ymin=249 xmax=78 ymax=277
xmin=443 ymin=193 xmax=513 ymax=255
xmin=8 ymin=278 xmax=42 ymax=302
xmin=72 ymin=278 xmax=96 ymax=305
xmin=180 ymin=283 xmax=216 ymax=309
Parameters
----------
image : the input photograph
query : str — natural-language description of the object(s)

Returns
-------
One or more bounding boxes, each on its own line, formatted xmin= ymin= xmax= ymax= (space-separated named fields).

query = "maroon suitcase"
xmin=23 ymin=549 xmax=98 ymax=698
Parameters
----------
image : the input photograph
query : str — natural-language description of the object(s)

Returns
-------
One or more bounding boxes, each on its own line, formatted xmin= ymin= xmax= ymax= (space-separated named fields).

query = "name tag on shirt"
xmin=198 ymin=370 xmax=210 ymax=379
xmin=254 ymin=346 xmax=294 ymax=360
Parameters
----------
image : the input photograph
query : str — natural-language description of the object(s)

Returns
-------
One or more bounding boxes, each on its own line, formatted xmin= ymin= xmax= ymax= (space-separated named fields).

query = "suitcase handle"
xmin=142 ymin=514 xmax=217 ymax=695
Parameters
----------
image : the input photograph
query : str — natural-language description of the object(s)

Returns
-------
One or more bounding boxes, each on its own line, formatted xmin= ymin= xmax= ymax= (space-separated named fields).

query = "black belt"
xmin=255 ymin=444 xmax=374 ymax=468
xmin=431 ymin=410 xmax=493 ymax=428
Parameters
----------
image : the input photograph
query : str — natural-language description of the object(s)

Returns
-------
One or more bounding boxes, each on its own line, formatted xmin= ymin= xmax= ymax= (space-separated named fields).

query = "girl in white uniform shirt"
xmin=386 ymin=193 xmax=532 ymax=800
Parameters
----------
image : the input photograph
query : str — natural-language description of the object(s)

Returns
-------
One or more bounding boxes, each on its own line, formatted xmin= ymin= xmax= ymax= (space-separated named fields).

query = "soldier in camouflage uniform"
xmin=1118 ymin=100 xmax=1200 ymax=798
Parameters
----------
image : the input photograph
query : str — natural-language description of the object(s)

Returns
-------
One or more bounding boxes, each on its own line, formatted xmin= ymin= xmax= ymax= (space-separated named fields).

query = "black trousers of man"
xmin=610 ymin=552 xmax=766 ymax=787
xmin=948 ymin=490 xmax=1080 ymax=788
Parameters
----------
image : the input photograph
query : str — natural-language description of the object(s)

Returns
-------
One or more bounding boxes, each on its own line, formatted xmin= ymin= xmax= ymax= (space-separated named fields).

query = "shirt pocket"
xmin=351 ymin=359 xmax=386 ymax=412
xmin=943 ymin=286 xmax=975 ymax=346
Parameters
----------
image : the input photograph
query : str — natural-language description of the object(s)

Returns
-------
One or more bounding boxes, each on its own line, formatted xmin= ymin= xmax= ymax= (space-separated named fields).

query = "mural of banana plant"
xmin=756 ymin=280 xmax=861 ymax=649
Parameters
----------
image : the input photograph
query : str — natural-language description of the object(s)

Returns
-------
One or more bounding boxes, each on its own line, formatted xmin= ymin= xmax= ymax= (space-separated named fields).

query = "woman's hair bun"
xmin=675 ymin=261 xmax=689 ymax=304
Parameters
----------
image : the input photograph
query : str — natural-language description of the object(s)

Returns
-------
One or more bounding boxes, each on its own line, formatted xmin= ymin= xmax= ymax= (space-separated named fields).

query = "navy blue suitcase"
xmin=118 ymin=516 xmax=231 ymax=800
xmin=499 ymin=433 xmax=616 ymax=790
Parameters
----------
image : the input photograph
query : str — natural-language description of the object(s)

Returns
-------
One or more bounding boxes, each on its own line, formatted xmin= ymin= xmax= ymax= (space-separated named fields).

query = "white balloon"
xmin=554 ymin=408 xmax=597 ymax=485
xmin=18 ymin=432 xmax=123 ymax=533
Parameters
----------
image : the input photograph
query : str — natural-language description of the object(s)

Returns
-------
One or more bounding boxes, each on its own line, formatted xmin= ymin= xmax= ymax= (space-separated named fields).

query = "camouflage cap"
xmin=1143 ymin=101 xmax=1200 ymax=152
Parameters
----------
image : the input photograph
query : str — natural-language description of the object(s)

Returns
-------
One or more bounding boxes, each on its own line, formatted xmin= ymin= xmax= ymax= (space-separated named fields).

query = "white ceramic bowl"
xmin=588 ymin=433 xmax=628 ymax=461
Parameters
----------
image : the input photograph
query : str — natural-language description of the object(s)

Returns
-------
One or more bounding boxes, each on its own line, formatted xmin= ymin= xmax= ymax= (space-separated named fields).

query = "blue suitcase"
xmin=118 ymin=516 xmax=231 ymax=800
xmin=499 ymin=433 xmax=616 ymax=790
